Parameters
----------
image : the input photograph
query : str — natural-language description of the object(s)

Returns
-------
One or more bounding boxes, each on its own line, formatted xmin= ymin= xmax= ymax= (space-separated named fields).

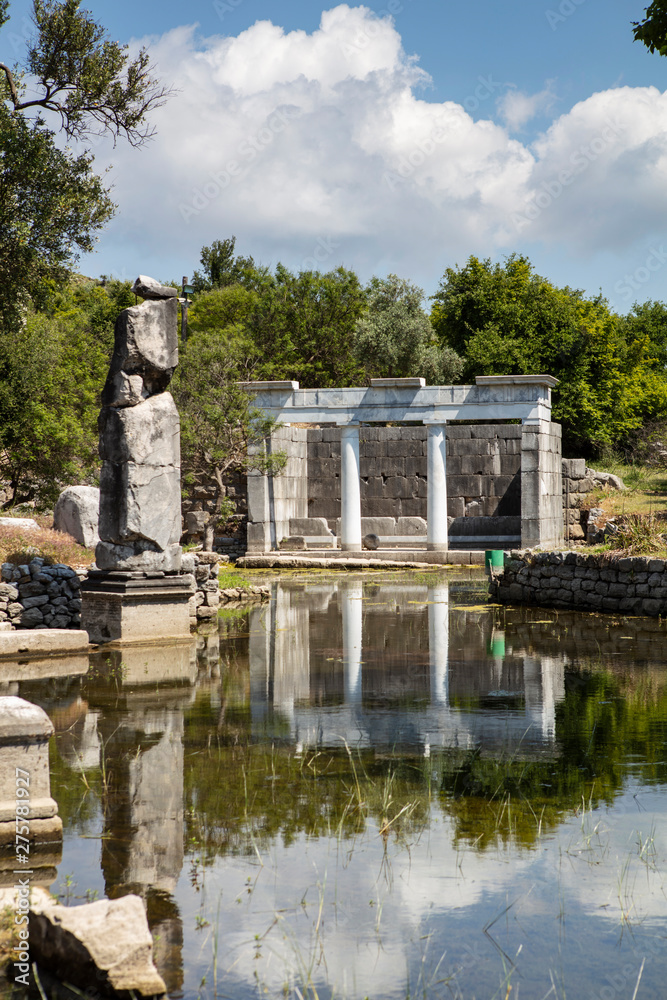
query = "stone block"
xmin=448 ymin=439 xmax=491 ymax=456
xmin=562 ymin=458 xmax=586 ymax=479
xmin=364 ymin=498 xmax=402 ymax=518
xmin=308 ymin=499 xmax=340 ymax=519
xmin=500 ymin=455 xmax=521 ymax=476
xmin=29 ymin=892 xmax=166 ymax=998
xmin=397 ymin=516 xmax=427 ymax=535
xmin=246 ymin=522 xmax=269 ymax=552
xmin=280 ymin=536 xmax=307 ymax=550
xmin=400 ymin=498 xmax=426 ymax=517
xmin=289 ymin=517 xmax=333 ymax=536
xmin=461 ymin=455 xmax=496 ymax=475
xmin=445 ymin=425 xmax=472 ymax=439
xmin=80 ymin=573 xmax=192 ymax=642
xmin=447 ymin=497 xmax=465 ymax=517
xmin=103 ymin=297 xmax=178 ymax=402
xmin=383 ymin=476 xmax=413 ymax=499
xmin=54 ymin=486 xmax=100 ymax=549
xmin=405 ymin=457 xmax=427 ymax=477
xmin=361 ymin=517 xmax=396 ymax=535
xmin=447 ymin=476 xmax=482 ymax=497
xmin=99 ymin=393 xmax=180 ymax=467
xmin=445 ymin=455 xmax=463 ymax=476
xmin=98 ymin=461 xmax=181 ymax=553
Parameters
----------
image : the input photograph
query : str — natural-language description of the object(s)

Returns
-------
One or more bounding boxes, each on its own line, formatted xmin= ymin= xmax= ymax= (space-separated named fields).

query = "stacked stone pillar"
xmin=520 ymin=420 xmax=563 ymax=549
xmin=81 ymin=276 xmax=193 ymax=643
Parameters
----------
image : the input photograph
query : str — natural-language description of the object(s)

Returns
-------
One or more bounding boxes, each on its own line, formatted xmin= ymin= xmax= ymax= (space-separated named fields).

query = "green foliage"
xmin=353 ymin=274 xmax=463 ymax=383
xmin=1 ymin=0 xmax=170 ymax=144
xmin=0 ymin=100 xmax=114 ymax=330
xmin=172 ymin=324 xmax=286 ymax=533
xmin=0 ymin=278 xmax=126 ymax=507
xmin=431 ymin=254 xmax=667 ymax=454
xmin=192 ymin=236 xmax=256 ymax=293
xmin=248 ymin=263 xmax=367 ymax=387
xmin=633 ymin=2 xmax=667 ymax=56
xmin=617 ymin=299 xmax=667 ymax=369
xmin=187 ymin=284 xmax=259 ymax=343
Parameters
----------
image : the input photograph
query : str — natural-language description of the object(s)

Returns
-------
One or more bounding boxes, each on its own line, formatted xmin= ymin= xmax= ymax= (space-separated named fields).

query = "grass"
xmin=586 ymin=458 xmax=667 ymax=517
xmin=218 ymin=566 xmax=256 ymax=589
xmin=0 ymin=515 xmax=93 ymax=567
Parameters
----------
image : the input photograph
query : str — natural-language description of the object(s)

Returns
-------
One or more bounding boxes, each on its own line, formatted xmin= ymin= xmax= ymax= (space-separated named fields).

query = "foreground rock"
xmin=29 ymin=893 xmax=166 ymax=998
xmin=53 ymin=485 xmax=100 ymax=548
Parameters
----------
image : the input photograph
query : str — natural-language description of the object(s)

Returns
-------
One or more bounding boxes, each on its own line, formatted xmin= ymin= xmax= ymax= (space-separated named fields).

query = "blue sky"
xmin=4 ymin=0 xmax=667 ymax=310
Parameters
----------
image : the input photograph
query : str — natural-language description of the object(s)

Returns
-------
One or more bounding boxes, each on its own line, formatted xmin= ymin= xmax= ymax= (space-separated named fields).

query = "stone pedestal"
xmin=0 ymin=697 xmax=62 ymax=888
xmin=81 ymin=572 xmax=194 ymax=644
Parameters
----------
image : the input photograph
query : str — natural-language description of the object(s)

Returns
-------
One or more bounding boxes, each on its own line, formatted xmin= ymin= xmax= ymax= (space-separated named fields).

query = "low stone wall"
xmin=490 ymin=550 xmax=667 ymax=617
xmin=0 ymin=558 xmax=83 ymax=630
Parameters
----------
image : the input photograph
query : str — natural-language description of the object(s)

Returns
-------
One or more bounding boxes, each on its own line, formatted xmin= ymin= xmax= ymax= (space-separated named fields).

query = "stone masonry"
xmin=0 ymin=558 xmax=83 ymax=630
xmin=306 ymin=424 xmax=522 ymax=525
xmin=490 ymin=549 xmax=667 ymax=617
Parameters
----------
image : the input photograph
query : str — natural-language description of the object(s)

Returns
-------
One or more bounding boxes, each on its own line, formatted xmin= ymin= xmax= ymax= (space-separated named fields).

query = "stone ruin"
xmin=96 ymin=274 xmax=182 ymax=572
xmin=81 ymin=276 xmax=192 ymax=643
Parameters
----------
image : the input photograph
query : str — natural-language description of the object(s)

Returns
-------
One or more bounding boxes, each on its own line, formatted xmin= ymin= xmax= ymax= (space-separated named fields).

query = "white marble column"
xmin=342 ymin=584 xmax=363 ymax=703
xmin=426 ymin=422 xmax=448 ymax=550
xmin=428 ymin=583 xmax=449 ymax=705
xmin=340 ymin=423 xmax=362 ymax=551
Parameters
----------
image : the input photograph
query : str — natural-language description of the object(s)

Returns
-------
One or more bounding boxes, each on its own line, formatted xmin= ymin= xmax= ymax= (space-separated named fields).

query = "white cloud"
xmin=497 ymin=83 xmax=557 ymax=131
xmin=83 ymin=6 xmax=667 ymax=295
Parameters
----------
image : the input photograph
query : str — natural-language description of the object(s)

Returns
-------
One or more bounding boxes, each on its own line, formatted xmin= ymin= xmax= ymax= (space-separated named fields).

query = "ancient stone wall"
xmin=247 ymin=426 xmax=308 ymax=552
xmin=490 ymin=550 xmax=667 ymax=617
xmin=0 ymin=558 xmax=84 ymax=629
xmin=307 ymin=424 xmax=522 ymax=528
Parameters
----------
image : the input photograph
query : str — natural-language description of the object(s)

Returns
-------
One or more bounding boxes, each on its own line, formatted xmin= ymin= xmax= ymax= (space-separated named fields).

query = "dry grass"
xmin=586 ymin=461 xmax=667 ymax=517
xmin=0 ymin=517 xmax=93 ymax=568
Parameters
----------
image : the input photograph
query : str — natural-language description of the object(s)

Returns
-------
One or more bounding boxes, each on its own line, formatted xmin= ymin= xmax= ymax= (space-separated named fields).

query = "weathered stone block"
xmin=54 ymin=485 xmax=100 ymax=549
xmin=29 ymin=892 xmax=166 ymax=998
xmin=383 ymin=476 xmax=412 ymax=499
xmin=103 ymin=297 xmax=178 ymax=403
xmin=397 ymin=516 xmax=427 ymax=535
xmin=447 ymin=476 xmax=482 ymax=497
xmin=98 ymin=461 xmax=181 ymax=553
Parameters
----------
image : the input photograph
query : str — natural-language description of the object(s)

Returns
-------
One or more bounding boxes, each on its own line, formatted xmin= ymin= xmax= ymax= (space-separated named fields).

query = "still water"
xmin=12 ymin=571 xmax=667 ymax=998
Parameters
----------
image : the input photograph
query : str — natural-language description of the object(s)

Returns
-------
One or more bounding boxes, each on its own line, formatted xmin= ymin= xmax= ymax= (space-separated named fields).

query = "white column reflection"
xmin=428 ymin=582 xmax=449 ymax=705
xmin=342 ymin=584 xmax=363 ymax=704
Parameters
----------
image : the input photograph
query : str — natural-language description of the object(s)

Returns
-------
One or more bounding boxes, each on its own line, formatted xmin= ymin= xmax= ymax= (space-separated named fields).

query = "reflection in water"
xmin=19 ymin=576 xmax=667 ymax=1000
xmin=248 ymin=580 xmax=564 ymax=753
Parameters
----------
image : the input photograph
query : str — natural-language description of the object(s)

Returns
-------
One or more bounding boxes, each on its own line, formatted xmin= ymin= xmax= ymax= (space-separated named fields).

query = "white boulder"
xmin=53 ymin=486 xmax=100 ymax=549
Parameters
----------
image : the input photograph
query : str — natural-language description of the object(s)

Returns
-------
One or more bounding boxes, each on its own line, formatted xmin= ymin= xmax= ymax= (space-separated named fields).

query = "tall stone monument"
xmin=81 ymin=276 xmax=193 ymax=643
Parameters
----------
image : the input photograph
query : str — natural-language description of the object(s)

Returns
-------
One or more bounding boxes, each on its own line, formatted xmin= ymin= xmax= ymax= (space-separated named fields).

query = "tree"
xmin=0 ymin=98 xmax=114 ymax=330
xmin=617 ymin=300 xmax=667 ymax=369
xmin=1 ymin=0 xmax=170 ymax=145
xmin=171 ymin=326 xmax=285 ymax=549
xmin=633 ymin=3 xmax=667 ymax=55
xmin=431 ymin=255 xmax=667 ymax=454
xmin=248 ymin=264 xmax=367 ymax=387
xmin=0 ymin=0 xmax=169 ymax=331
xmin=352 ymin=274 xmax=463 ymax=384
xmin=0 ymin=278 xmax=131 ymax=508
xmin=192 ymin=237 xmax=256 ymax=293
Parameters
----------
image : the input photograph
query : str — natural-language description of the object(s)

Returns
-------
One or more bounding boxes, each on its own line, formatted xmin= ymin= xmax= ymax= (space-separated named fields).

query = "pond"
xmin=7 ymin=570 xmax=667 ymax=999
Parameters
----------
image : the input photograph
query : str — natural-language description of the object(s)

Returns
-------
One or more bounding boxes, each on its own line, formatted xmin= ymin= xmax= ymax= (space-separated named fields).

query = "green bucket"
xmin=484 ymin=549 xmax=504 ymax=572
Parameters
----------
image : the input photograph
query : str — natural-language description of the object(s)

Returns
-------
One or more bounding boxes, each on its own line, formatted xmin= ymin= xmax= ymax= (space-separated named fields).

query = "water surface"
xmin=9 ymin=571 xmax=667 ymax=999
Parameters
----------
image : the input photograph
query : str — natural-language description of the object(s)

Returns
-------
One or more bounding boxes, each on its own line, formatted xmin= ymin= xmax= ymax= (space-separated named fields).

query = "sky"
xmin=4 ymin=0 xmax=667 ymax=311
